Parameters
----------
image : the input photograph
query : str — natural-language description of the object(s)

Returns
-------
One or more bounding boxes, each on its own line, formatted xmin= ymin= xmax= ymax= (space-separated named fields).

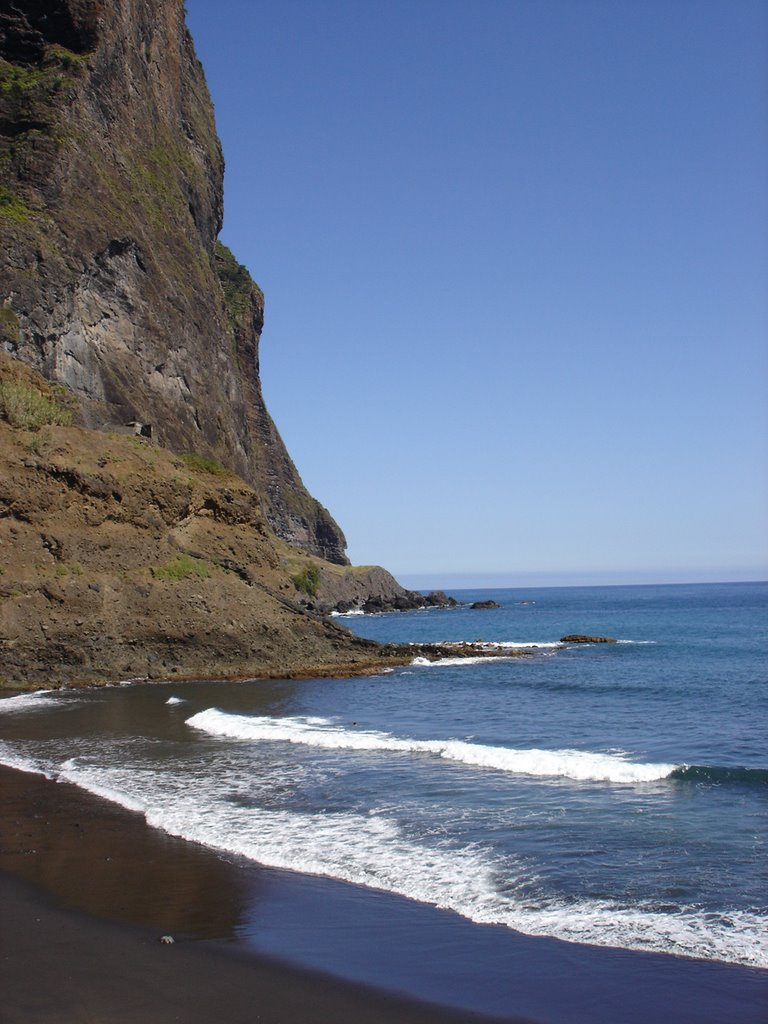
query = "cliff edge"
xmin=0 ymin=0 xmax=347 ymax=563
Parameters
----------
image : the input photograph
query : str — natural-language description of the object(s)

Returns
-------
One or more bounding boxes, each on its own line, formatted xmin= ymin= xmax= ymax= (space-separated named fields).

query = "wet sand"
xmin=0 ymin=765 xmax=515 ymax=1024
xmin=1 ymin=765 xmax=766 ymax=1024
xmin=2 ymin=872 xmax=524 ymax=1024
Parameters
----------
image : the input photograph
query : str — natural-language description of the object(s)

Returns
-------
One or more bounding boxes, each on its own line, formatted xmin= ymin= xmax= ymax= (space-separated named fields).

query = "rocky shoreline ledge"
xmin=333 ymin=589 xmax=458 ymax=616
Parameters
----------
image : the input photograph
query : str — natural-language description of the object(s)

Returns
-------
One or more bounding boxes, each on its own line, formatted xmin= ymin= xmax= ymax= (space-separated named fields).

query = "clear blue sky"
xmin=186 ymin=0 xmax=767 ymax=587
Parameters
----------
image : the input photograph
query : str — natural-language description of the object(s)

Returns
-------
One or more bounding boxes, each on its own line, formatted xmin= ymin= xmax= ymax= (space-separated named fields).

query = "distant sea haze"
xmin=396 ymin=570 xmax=768 ymax=589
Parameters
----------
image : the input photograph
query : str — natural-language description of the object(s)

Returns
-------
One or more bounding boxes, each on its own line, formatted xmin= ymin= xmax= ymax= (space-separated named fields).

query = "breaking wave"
xmin=187 ymin=711 xmax=768 ymax=791
xmin=15 ymin=756 xmax=768 ymax=969
xmin=187 ymin=710 xmax=679 ymax=784
xmin=0 ymin=691 xmax=70 ymax=714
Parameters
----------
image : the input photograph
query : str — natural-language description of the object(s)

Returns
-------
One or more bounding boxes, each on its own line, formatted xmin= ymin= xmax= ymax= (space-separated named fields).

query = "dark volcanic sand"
xmin=2 ymin=874 xmax=520 ymax=1024
xmin=1 ymin=765 xmax=766 ymax=1024
xmin=0 ymin=766 xmax=512 ymax=1024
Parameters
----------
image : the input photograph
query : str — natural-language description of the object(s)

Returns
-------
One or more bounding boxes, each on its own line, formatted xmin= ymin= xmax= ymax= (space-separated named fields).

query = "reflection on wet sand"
xmin=0 ymin=765 xmax=249 ymax=939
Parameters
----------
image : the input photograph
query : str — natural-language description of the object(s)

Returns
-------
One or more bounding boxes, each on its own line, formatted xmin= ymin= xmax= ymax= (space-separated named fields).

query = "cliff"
xmin=0 ymin=2 xmax=465 ymax=687
xmin=0 ymin=0 xmax=347 ymax=563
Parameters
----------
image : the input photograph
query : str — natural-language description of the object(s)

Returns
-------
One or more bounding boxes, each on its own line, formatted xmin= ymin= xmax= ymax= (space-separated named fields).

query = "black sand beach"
xmin=0 ymin=766 xmax=513 ymax=1024
xmin=2 ymin=874 xmax=521 ymax=1024
xmin=1 ymin=764 xmax=766 ymax=1024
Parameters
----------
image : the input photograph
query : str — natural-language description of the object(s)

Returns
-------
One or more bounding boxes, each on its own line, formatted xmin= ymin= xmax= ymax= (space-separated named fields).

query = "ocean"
xmin=1 ymin=580 xmax=766 ymax=1021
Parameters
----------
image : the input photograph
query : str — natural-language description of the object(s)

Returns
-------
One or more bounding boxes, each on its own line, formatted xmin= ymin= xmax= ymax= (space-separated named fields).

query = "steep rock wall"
xmin=0 ymin=0 xmax=348 ymax=564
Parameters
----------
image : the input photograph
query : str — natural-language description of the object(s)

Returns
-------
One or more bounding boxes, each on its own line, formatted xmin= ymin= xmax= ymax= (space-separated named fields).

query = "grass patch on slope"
xmin=178 ymin=452 xmax=228 ymax=476
xmin=0 ymin=381 xmax=73 ymax=430
xmin=152 ymin=553 xmax=211 ymax=582
xmin=291 ymin=563 xmax=321 ymax=598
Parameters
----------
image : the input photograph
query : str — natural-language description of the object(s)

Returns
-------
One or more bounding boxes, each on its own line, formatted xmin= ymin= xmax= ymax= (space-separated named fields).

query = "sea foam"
xmin=186 ymin=710 xmax=678 ymax=784
xmin=0 ymin=742 xmax=55 ymax=778
xmin=42 ymin=757 xmax=768 ymax=969
xmin=0 ymin=691 xmax=69 ymax=714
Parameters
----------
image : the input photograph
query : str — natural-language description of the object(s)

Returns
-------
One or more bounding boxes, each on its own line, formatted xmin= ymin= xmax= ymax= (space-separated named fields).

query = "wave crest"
xmin=186 ymin=710 xmax=678 ymax=784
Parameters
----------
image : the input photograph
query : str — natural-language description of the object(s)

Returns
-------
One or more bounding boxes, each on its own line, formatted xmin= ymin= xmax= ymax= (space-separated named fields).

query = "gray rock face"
xmin=0 ymin=0 xmax=348 ymax=564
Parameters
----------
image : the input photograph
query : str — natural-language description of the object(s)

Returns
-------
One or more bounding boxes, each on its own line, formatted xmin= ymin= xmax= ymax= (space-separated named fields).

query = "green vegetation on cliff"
xmin=291 ymin=564 xmax=321 ymax=598
xmin=0 ymin=305 xmax=20 ymax=343
xmin=0 ymin=354 xmax=74 ymax=430
xmin=0 ymin=381 xmax=72 ymax=430
xmin=0 ymin=186 xmax=32 ymax=224
xmin=152 ymin=553 xmax=211 ymax=582
xmin=0 ymin=44 xmax=89 ymax=105
xmin=214 ymin=240 xmax=265 ymax=345
xmin=178 ymin=452 xmax=228 ymax=476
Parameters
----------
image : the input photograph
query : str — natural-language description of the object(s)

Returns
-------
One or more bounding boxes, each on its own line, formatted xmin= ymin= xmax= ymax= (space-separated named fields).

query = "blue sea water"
xmin=1 ymin=581 xmax=767 ymax=1007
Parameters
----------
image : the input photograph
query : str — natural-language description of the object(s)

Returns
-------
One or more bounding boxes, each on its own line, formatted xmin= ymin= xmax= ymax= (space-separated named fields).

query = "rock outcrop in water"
xmin=560 ymin=635 xmax=617 ymax=644
xmin=0 ymin=0 xmax=346 ymax=564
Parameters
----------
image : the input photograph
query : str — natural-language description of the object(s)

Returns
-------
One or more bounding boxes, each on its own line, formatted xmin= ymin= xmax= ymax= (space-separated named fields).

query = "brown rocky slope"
xmin=0 ymin=355 xmax=410 ymax=688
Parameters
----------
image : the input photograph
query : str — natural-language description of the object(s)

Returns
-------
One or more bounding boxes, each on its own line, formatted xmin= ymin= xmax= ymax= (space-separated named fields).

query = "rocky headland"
xmin=3 ymin=350 xmax=499 ymax=689
xmin=0 ymin=0 xmax=465 ymax=689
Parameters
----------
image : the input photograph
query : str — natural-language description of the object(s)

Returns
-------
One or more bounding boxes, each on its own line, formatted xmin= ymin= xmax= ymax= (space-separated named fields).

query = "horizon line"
xmin=394 ymin=570 xmax=768 ymax=591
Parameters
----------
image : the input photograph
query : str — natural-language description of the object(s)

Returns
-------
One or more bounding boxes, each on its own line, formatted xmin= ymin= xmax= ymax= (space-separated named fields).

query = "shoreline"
xmin=0 ymin=764 xmax=513 ymax=1024
xmin=0 ymin=641 xmax=537 ymax=694
xmin=0 ymin=874 xmax=511 ymax=1024
xmin=1 ymin=764 xmax=766 ymax=1024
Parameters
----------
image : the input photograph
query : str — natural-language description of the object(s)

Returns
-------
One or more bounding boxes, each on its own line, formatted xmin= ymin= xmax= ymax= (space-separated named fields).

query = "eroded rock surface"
xmin=0 ymin=0 xmax=347 ymax=564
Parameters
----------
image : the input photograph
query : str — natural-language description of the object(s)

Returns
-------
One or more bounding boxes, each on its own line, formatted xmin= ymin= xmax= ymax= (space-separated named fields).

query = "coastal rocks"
xmin=285 ymin=562 xmax=458 ymax=617
xmin=0 ymin=0 xmax=348 ymax=565
xmin=560 ymin=635 xmax=617 ymax=644
xmin=358 ymin=590 xmax=458 ymax=615
xmin=471 ymin=600 xmax=501 ymax=609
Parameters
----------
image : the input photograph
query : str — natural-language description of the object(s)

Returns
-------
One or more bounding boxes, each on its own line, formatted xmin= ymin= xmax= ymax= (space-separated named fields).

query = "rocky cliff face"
xmin=0 ymin=0 xmax=348 ymax=564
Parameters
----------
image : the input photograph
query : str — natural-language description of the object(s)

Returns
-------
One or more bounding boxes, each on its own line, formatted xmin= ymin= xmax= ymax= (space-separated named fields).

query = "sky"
xmin=185 ymin=0 xmax=767 ymax=588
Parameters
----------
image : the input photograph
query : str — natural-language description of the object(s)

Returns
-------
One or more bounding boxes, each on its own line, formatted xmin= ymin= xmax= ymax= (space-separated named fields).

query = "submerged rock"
xmin=560 ymin=635 xmax=617 ymax=644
